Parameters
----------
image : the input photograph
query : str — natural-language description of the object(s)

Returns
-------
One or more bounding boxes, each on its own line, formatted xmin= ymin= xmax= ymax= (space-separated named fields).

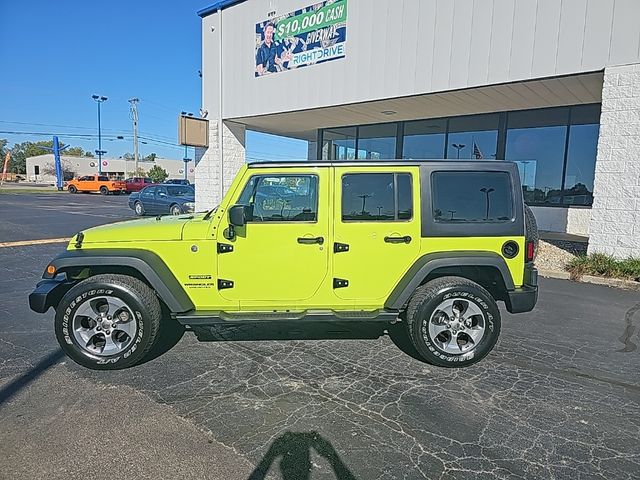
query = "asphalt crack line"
xmin=0 ymin=238 xmax=70 ymax=248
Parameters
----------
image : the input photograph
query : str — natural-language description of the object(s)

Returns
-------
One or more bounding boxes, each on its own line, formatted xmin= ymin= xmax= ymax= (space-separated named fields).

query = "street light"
xmin=480 ymin=187 xmax=495 ymax=220
xmin=452 ymin=143 xmax=466 ymax=159
xmin=92 ymin=95 xmax=108 ymax=173
xmin=183 ymin=145 xmax=191 ymax=181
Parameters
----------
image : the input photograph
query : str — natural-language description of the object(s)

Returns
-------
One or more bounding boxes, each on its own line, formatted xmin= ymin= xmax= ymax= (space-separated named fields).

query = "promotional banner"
xmin=255 ymin=0 xmax=347 ymax=77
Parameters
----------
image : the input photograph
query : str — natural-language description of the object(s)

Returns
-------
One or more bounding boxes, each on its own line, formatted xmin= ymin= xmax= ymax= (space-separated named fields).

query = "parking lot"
xmin=0 ymin=193 xmax=639 ymax=479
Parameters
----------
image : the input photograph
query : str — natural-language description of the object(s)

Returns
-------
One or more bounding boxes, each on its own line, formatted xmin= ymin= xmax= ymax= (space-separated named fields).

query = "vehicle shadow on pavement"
xmin=192 ymin=321 xmax=425 ymax=363
xmin=0 ymin=349 xmax=65 ymax=406
xmin=247 ymin=431 xmax=356 ymax=480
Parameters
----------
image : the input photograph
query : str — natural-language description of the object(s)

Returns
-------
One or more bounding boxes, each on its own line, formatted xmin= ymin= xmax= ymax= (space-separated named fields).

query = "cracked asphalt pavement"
xmin=0 ymin=193 xmax=639 ymax=479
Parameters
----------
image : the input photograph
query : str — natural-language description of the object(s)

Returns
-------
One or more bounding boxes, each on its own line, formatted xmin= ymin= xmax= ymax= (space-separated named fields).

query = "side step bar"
xmin=175 ymin=309 xmax=399 ymax=327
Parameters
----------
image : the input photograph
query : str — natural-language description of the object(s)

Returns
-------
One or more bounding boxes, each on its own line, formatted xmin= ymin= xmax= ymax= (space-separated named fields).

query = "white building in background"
xmin=196 ymin=0 xmax=640 ymax=259
xmin=26 ymin=154 xmax=195 ymax=184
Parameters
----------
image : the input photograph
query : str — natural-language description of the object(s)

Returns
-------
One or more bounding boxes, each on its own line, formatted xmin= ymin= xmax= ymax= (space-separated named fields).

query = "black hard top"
xmin=247 ymin=160 xmax=516 ymax=169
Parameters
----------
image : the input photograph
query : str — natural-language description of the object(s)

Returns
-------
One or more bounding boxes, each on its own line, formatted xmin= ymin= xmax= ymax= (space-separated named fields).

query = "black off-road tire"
xmin=68 ymin=185 xmax=77 ymax=194
xmin=405 ymin=276 xmax=501 ymax=367
xmin=54 ymin=274 xmax=162 ymax=370
xmin=99 ymin=186 xmax=109 ymax=195
xmin=524 ymin=204 xmax=539 ymax=260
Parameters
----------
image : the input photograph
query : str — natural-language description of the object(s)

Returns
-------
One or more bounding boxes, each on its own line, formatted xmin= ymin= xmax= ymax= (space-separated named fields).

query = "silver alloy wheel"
xmin=171 ymin=205 xmax=181 ymax=215
xmin=135 ymin=202 xmax=143 ymax=215
xmin=426 ymin=297 xmax=486 ymax=355
xmin=72 ymin=296 xmax=137 ymax=356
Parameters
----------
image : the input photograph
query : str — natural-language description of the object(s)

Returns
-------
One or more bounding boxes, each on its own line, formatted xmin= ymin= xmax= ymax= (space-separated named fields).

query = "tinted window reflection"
xmin=447 ymin=114 xmax=499 ymax=160
xmin=403 ymin=119 xmax=446 ymax=159
xmin=322 ymin=127 xmax=356 ymax=160
xmin=342 ymin=173 xmax=413 ymax=221
xmin=432 ymin=172 xmax=513 ymax=223
xmin=357 ymin=124 xmax=397 ymax=159
xmin=563 ymin=124 xmax=598 ymax=206
xmin=506 ymin=126 xmax=567 ymax=205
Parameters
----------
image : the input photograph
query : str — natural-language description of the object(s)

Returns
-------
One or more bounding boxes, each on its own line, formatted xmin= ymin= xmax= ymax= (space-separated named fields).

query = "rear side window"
xmin=342 ymin=173 xmax=413 ymax=221
xmin=98 ymin=176 xmax=109 ymax=181
xmin=431 ymin=171 xmax=513 ymax=223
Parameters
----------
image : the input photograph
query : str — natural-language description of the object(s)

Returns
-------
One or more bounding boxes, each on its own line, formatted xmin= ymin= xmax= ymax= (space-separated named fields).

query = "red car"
xmin=125 ymin=177 xmax=156 ymax=193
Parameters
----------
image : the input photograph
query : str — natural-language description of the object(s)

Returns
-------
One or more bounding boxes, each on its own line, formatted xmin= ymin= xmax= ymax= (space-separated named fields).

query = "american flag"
xmin=473 ymin=142 xmax=483 ymax=159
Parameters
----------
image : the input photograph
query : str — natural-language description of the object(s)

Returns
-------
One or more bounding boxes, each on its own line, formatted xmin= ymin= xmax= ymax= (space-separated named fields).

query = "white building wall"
xmin=202 ymin=0 xmax=640 ymax=120
xmin=588 ymin=63 xmax=640 ymax=258
xmin=25 ymin=155 xmax=194 ymax=183
xmin=195 ymin=121 xmax=246 ymax=211
xmin=530 ymin=206 xmax=591 ymax=237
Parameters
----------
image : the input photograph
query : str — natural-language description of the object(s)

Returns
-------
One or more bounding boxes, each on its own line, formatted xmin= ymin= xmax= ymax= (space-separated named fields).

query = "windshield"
xmin=166 ymin=186 xmax=194 ymax=197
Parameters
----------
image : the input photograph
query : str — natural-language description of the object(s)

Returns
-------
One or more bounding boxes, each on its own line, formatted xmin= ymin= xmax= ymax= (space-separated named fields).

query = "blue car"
xmin=129 ymin=184 xmax=195 ymax=216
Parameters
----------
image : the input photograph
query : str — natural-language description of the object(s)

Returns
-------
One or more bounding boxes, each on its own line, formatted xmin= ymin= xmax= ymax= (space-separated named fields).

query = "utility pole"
xmin=129 ymin=98 xmax=140 ymax=176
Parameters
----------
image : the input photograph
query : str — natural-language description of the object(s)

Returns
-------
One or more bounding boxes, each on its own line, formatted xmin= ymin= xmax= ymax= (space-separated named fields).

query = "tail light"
xmin=526 ymin=241 xmax=535 ymax=262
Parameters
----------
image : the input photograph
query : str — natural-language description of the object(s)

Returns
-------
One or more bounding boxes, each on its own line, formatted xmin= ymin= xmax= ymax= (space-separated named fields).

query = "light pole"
xmin=92 ymin=95 xmax=108 ymax=173
xmin=452 ymin=143 xmax=465 ymax=159
xmin=183 ymin=145 xmax=191 ymax=181
xmin=480 ymin=187 xmax=495 ymax=220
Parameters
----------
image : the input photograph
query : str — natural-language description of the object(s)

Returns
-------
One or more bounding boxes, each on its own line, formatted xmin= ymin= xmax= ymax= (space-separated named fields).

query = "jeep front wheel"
xmin=54 ymin=274 xmax=162 ymax=370
xmin=404 ymin=276 xmax=501 ymax=367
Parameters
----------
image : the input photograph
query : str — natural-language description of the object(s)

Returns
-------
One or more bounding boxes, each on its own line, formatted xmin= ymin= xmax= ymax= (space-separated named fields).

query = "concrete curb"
xmin=537 ymin=268 xmax=640 ymax=291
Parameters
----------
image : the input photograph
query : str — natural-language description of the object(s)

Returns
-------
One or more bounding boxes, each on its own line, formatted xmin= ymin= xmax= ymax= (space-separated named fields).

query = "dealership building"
xmin=26 ymin=155 xmax=195 ymax=184
xmin=195 ymin=0 xmax=640 ymax=258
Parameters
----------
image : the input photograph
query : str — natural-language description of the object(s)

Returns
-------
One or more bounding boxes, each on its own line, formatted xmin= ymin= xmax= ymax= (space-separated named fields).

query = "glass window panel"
xmin=397 ymin=174 xmax=413 ymax=220
xmin=341 ymin=173 xmax=413 ymax=221
xmin=431 ymin=172 xmax=513 ymax=223
xmin=507 ymin=107 xmax=569 ymax=129
xmin=357 ymin=124 xmax=397 ymax=159
xmin=237 ymin=175 xmax=318 ymax=222
xmin=322 ymin=127 xmax=356 ymax=160
xmin=402 ymin=119 xmax=446 ymax=159
xmin=447 ymin=114 xmax=499 ymax=160
xmin=562 ymin=123 xmax=598 ymax=206
xmin=570 ymin=104 xmax=601 ymax=125
xmin=505 ymin=125 xmax=567 ymax=205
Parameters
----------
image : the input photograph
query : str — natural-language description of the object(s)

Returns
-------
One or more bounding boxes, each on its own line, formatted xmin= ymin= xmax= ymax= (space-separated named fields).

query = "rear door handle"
xmin=384 ymin=235 xmax=412 ymax=244
xmin=297 ymin=236 xmax=324 ymax=245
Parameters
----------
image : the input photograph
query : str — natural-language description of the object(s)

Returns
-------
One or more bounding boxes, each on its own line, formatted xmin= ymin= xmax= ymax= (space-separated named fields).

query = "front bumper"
xmin=505 ymin=264 xmax=538 ymax=314
xmin=29 ymin=276 xmax=75 ymax=313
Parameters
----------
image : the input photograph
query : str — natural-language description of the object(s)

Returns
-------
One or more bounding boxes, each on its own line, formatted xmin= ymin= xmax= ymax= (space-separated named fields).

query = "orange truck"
xmin=66 ymin=175 xmax=127 ymax=195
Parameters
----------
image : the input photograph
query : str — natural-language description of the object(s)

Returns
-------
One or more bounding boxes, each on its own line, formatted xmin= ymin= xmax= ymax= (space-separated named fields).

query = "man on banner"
xmin=255 ymin=22 xmax=291 ymax=76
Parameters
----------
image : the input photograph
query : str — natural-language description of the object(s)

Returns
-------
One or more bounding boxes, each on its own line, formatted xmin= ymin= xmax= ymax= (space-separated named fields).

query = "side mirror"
xmin=229 ymin=204 xmax=248 ymax=227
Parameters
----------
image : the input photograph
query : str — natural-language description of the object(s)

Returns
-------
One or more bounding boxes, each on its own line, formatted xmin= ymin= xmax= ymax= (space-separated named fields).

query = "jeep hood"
xmin=73 ymin=215 xmax=197 ymax=245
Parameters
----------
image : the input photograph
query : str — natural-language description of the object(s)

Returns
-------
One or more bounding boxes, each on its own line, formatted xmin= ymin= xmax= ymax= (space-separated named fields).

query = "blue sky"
xmin=0 ymin=0 xmax=308 ymax=161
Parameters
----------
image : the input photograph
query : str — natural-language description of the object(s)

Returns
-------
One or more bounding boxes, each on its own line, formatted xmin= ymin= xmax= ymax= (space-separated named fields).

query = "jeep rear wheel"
xmin=54 ymin=274 xmax=162 ymax=370
xmin=99 ymin=186 xmax=109 ymax=195
xmin=404 ymin=276 xmax=501 ymax=367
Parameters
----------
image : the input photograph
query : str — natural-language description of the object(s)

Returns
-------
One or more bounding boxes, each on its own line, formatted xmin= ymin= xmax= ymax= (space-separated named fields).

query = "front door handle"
xmin=384 ymin=235 xmax=412 ymax=244
xmin=298 ymin=236 xmax=324 ymax=245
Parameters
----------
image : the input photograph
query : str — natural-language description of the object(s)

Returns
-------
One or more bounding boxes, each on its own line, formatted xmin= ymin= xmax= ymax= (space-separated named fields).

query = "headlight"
xmin=184 ymin=202 xmax=195 ymax=210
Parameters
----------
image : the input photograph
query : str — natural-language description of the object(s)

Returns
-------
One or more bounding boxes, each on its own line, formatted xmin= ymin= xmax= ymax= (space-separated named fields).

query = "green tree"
xmin=64 ymin=146 xmax=93 ymax=157
xmin=8 ymin=140 xmax=94 ymax=174
xmin=128 ymin=166 xmax=147 ymax=178
xmin=147 ymin=165 xmax=168 ymax=183
xmin=0 ymin=139 xmax=8 ymax=165
xmin=144 ymin=152 xmax=157 ymax=161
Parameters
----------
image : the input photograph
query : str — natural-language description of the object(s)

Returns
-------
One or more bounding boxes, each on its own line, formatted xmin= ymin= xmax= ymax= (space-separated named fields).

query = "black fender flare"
xmin=385 ymin=251 xmax=515 ymax=310
xmin=44 ymin=249 xmax=194 ymax=313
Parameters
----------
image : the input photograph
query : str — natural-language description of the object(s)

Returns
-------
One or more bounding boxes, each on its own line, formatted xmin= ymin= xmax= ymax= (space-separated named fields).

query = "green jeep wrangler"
xmin=30 ymin=161 xmax=538 ymax=370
